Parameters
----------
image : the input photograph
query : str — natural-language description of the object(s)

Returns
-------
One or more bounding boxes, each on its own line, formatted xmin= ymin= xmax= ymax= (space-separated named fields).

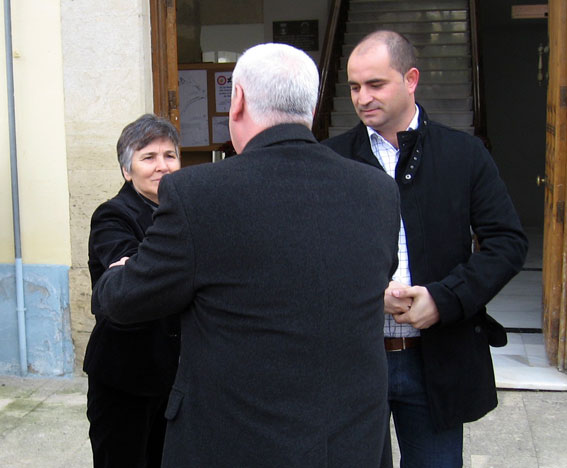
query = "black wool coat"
xmin=93 ymin=123 xmax=401 ymax=467
xmin=323 ymin=105 xmax=528 ymax=430
xmin=84 ymin=182 xmax=180 ymax=396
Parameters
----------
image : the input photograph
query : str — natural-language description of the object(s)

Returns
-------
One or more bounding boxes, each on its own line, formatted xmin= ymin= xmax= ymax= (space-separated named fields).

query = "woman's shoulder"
xmin=91 ymin=183 xmax=147 ymax=225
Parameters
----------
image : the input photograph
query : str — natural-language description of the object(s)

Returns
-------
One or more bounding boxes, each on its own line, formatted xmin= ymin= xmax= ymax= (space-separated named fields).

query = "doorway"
xmin=478 ymin=0 xmax=546 ymax=338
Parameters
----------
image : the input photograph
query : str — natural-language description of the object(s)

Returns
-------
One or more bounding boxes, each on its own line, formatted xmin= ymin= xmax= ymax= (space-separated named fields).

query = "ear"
xmin=405 ymin=67 xmax=419 ymax=94
xmin=229 ymin=84 xmax=245 ymax=122
xmin=122 ymin=166 xmax=132 ymax=182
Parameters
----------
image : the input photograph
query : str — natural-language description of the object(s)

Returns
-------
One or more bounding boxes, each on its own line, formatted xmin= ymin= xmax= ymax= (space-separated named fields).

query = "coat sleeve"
xmin=92 ymin=175 xmax=196 ymax=324
xmin=89 ymin=202 xmax=144 ymax=273
xmin=426 ymin=143 xmax=529 ymax=324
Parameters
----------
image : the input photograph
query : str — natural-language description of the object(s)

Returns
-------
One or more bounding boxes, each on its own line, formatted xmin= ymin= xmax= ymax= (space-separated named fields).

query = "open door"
xmin=543 ymin=0 xmax=567 ymax=370
xmin=150 ymin=0 xmax=180 ymax=131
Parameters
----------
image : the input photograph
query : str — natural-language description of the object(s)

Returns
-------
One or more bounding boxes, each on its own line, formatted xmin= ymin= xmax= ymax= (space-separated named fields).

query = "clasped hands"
xmin=385 ymin=281 xmax=440 ymax=329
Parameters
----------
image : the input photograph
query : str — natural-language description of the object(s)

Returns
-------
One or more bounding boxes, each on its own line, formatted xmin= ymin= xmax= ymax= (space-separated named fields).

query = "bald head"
xmin=351 ymin=30 xmax=417 ymax=77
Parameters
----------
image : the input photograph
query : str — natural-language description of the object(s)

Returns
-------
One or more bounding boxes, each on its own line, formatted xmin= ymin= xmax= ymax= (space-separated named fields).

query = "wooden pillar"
xmin=150 ymin=0 xmax=180 ymax=131
xmin=543 ymin=0 xmax=567 ymax=370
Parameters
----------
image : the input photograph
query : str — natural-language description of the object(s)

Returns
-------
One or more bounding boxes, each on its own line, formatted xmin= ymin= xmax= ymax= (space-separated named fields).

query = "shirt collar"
xmin=366 ymin=104 xmax=420 ymax=143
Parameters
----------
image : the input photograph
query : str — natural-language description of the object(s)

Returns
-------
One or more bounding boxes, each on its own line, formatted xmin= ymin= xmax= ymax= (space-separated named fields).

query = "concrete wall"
xmin=61 ymin=0 xmax=154 ymax=372
xmin=0 ymin=0 xmax=73 ymax=375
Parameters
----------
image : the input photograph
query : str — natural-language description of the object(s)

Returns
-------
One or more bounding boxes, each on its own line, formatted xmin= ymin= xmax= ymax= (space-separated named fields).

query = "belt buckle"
xmin=392 ymin=337 xmax=408 ymax=352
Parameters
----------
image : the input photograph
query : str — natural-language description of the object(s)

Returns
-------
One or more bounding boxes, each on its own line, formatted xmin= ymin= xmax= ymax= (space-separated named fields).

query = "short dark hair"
xmin=117 ymin=114 xmax=180 ymax=172
xmin=352 ymin=30 xmax=417 ymax=75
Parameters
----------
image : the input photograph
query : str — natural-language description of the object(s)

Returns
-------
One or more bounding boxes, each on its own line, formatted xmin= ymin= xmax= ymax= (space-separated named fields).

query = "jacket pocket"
xmin=482 ymin=313 xmax=507 ymax=348
xmin=164 ymin=388 xmax=184 ymax=421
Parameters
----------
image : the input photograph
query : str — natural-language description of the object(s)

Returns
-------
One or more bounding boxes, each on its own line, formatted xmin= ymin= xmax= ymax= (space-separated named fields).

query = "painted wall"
xmin=61 ymin=0 xmax=154 ymax=371
xmin=0 ymin=1 xmax=73 ymax=375
xmin=0 ymin=1 xmax=70 ymax=265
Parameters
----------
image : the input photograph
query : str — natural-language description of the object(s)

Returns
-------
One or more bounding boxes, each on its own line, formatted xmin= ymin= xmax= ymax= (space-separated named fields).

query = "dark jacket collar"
xmin=242 ymin=123 xmax=318 ymax=153
xmin=354 ymin=103 xmax=430 ymax=184
xmin=118 ymin=181 xmax=158 ymax=209
xmin=116 ymin=182 xmax=157 ymax=231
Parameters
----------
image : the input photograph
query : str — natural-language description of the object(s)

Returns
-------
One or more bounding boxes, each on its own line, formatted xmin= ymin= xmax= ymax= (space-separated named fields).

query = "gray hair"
xmin=353 ymin=30 xmax=417 ymax=75
xmin=117 ymin=114 xmax=180 ymax=173
xmin=231 ymin=43 xmax=319 ymax=128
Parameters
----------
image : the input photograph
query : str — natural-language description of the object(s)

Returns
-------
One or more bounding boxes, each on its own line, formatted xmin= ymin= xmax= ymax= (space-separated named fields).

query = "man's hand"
xmin=388 ymin=285 xmax=440 ymax=329
xmin=384 ymin=281 xmax=413 ymax=315
xmin=109 ymin=256 xmax=129 ymax=268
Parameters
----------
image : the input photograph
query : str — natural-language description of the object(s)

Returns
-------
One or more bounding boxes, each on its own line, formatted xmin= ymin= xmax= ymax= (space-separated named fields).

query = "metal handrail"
xmin=469 ymin=0 xmax=489 ymax=146
xmin=313 ymin=0 xmax=349 ymax=141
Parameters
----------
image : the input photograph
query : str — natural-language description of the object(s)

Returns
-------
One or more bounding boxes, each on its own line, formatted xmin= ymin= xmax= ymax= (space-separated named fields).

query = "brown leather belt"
xmin=384 ymin=337 xmax=421 ymax=352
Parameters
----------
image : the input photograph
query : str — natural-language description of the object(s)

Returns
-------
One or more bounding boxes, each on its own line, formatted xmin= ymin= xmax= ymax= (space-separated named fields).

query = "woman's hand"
xmin=109 ymin=256 xmax=129 ymax=268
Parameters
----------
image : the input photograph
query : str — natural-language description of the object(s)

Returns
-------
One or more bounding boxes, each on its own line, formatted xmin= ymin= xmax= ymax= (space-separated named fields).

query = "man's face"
xmin=348 ymin=43 xmax=416 ymax=135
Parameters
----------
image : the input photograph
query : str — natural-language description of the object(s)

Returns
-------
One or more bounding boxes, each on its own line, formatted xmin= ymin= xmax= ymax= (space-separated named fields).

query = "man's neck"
xmin=371 ymin=105 xmax=418 ymax=149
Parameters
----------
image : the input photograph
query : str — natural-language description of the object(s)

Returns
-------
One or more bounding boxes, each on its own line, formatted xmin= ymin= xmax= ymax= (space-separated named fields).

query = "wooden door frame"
xmin=543 ymin=0 xmax=567 ymax=370
xmin=150 ymin=0 xmax=180 ymax=131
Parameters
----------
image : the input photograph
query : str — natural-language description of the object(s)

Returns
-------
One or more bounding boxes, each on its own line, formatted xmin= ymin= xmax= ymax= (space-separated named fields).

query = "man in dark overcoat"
xmin=323 ymin=30 xmax=528 ymax=467
xmin=92 ymin=43 xmax=401 ymax=467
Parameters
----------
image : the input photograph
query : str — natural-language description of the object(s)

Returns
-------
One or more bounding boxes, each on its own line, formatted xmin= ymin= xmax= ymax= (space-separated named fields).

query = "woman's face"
xmin=122 ymin=137 xmax=180 ymax=204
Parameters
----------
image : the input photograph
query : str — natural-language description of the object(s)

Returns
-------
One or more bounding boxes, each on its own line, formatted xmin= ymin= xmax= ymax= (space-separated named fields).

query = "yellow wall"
xmin=0 ymin=0 xmax=71 ymax=265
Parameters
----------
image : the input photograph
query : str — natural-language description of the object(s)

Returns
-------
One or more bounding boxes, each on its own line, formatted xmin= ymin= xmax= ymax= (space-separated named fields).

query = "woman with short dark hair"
xmin=84 ymin=114 xmax=181 ymax=468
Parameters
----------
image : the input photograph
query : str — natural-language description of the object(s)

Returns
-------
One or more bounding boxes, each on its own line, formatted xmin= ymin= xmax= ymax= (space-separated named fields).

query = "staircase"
xmin=328 ymin=0 xmax=475 ymax=138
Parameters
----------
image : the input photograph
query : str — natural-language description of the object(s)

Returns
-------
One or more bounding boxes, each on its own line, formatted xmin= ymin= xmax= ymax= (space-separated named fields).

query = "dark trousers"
xmin=387 ymin=347 xmax=463 ymax=468
xmin=87 ymin=376 xmax=170 ymax=468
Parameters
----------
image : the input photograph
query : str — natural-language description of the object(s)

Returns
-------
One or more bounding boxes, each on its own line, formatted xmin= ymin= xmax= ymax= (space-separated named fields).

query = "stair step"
xmin=349 ymin=0 xmax=469 ymax=13
xmin=343 ymin=43 xmax=470 ymax=57
xmin=428 ymin=111 xmax=473 ymax=126
xmin=416 ymin=83 xmax=472 ymax=98
xmin=348 ymin=9 xmax=467 ymax=23
xmin=344 ymin=31 xmax=469 ymax=46
xmin=416 ymin=56 xmax=471 ymax=70
xmin=340 ymin=55 xmax=471 ymax=70
xmin=416 ymin=97 xmax=472 ymax=111
xmin=346 ymin=21 xmax=468 ymax=34
xmin=334 ymin=82 xmax=471 ymax=98
xmin=420 ymin=69 xmax=472 ymax=82
xmin=336 ymin=69 xmax=471 ymax=84
xmin=332 ymin=96 xmax=473 ymax=113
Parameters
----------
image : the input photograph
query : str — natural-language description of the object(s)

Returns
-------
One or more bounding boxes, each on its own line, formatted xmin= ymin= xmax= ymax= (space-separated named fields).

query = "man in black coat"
xmin=92 ymin=43 xmax=401 ymax=467
xmin=323 ymin=30 xmax=528 ymax=467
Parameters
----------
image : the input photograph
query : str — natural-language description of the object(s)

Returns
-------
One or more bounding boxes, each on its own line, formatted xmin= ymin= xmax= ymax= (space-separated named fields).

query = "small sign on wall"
xmin=273 ymin=20 xmax=318 ymax=51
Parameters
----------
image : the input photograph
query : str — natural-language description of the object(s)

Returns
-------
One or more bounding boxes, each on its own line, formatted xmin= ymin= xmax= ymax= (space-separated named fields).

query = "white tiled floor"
xmin=486 ymin=226 xmax=567 ymax=391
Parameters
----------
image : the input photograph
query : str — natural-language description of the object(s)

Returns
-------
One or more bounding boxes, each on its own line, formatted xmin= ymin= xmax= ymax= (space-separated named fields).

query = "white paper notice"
xmin=212 ymin=116 xmax=230 ymax=144
xmin=214 ymin=72 xmax=233 ymax=113
xmin=179 ymin=70 xmax=209 ymax=147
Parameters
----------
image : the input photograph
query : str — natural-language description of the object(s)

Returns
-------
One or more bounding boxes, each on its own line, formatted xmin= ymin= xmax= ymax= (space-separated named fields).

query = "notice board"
xmin=178 ymin=63 xmax=235 ymax=151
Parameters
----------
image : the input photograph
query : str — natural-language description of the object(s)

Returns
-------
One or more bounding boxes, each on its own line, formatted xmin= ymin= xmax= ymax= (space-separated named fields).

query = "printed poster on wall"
xmin=179 ymin=69 xmax=209 ymax=147
xmin=215 ymin=71 xmax=233 ymax=113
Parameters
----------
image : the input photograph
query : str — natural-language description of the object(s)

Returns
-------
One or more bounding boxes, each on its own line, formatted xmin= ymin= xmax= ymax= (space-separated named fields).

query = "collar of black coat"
xmin=394 ymin=103 xmax=430 ymax=184
xmin=241 ymin=123 xmax=318 ymax=154
xmin=357 ymin=103 xmax=429 ymax=185
xmin=118 ymin=181 xmax=158 ymax=212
